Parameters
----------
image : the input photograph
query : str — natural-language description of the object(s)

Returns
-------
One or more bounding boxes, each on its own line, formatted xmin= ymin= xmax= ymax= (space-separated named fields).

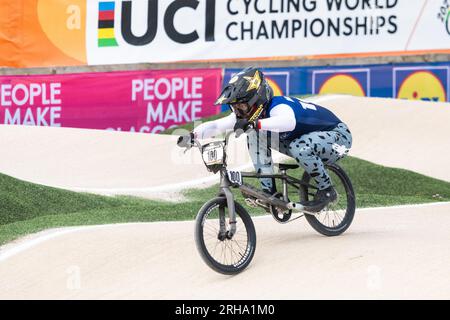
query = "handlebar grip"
xmin=177 ymin=135 xmax=192 ymax=148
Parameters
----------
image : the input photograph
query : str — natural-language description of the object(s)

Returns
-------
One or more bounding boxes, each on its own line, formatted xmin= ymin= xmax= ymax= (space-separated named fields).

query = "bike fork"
xmin=218 ymin=171 xmax=237 ymax=237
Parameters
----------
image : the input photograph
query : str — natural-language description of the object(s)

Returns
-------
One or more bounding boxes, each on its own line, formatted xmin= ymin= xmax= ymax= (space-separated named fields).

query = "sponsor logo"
xmin=244 ymin=71 xmax=262 ymax=92
xmin=437 ymin=1 xmax=450 ymax=36
xmin=315 ymin=72 xmax=368 ymax=97
xmin=97 ymin=0 xmax=216 ymax=47
xmin=396 ymin=70 xmax=447 ymax=102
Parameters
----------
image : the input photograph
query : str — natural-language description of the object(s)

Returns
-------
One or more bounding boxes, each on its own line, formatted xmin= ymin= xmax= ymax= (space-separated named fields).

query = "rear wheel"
xmin=195 ymin=197 xmax=256 ymax=275
xmin=300 ymin=164 xmax=356 ymax=236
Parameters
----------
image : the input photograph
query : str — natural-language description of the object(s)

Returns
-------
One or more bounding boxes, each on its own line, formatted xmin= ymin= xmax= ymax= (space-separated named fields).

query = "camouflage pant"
xmin=247 ymin=123 xmax=352 ymax=192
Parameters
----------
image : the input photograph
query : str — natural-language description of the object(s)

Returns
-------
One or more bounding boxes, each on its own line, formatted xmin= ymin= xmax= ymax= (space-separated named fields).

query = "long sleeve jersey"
xmin=194 ymin=96 xmax=342 ymax=141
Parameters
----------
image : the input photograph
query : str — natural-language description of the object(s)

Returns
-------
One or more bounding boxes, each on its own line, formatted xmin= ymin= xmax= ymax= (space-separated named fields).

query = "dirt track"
xmin=1 ymin=203 xmax=449 ymax=300
xmin=0 ymin=96 xmax=449 ymax=299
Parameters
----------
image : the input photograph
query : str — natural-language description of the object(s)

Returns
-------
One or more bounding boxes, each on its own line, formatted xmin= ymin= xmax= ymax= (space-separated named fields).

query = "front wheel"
xmin=195 ymin=197 xmax=256 ymax=275
xmin=300 ymin=164 xmax=356 ymax=237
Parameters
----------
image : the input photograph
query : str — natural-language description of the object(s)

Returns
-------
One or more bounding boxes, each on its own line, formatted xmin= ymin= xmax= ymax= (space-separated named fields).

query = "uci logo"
xmin=397 ymin=71 xmax=447 ymax=102
xmin=97 ymin=0 xmax=217 ymax=47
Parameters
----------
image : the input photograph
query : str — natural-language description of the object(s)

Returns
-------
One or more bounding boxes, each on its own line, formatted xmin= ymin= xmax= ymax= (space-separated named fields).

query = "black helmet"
xmin=214 ymin=67 xmax=273 ymax=121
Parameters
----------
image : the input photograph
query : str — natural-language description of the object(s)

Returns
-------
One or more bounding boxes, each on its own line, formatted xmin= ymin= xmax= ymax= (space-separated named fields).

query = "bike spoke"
xmin=231 ymin=239 xmax=247 ymax=259
xmin=204 ymin=228 xmax=219 ymax=239
xmin=233 ymin=233 xmax=247 ymax=244
xmin=211 ymin=240 xmax=220 ymax=258
xmin=333 ymin=210 xmax=343 ymax=225
xmin=332 ymin=211 xmax=338 ymax=227
xmin=225 ymin=240 xmax=235 ymax=265
xmin=204 ymin=223 xmax=219 ymax=233
xmin=204 ymin=224 xmax=219 ymax=234
xmin=233 ymin=233 xmax=248 ymax=240
xmin=204 ymin=235 xmax=218 ymax=242
xmin=200 ymin=203 xmax=253 ymax=268
xmin=221 ymin=242 xmax=227 ymax=265
xmin=228 ymin=241 xmax=239 ymax=264
xmin=320 ymin=212 xmax=327 ymax=226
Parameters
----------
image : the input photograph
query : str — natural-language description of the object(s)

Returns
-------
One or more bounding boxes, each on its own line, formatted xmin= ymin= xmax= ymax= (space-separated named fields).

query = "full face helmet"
xmin=214 ymin=67 xmax=274 ymax=121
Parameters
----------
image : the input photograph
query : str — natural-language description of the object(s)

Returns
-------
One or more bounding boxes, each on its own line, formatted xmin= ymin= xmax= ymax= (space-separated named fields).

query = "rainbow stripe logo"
xmin=98 ymin=2 xmax=118 ymax=47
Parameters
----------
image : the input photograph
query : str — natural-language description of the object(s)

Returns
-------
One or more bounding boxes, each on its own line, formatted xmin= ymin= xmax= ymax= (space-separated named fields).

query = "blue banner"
xmin=223 ymin=61 xmax=450 ymax=108
xmin=305 ymin=62 xmax=449 ymax=103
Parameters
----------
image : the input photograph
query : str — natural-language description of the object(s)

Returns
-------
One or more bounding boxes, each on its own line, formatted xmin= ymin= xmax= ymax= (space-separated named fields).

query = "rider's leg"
xmin=288 ymin=123 xmax=352 ymax=190
xmin=286 ymin=123 xmax=352 ymax=211
xmin=247 ymin=130 xmax=277 ymax=194
xmin=274 ymin=136 xmax=291 ymax=155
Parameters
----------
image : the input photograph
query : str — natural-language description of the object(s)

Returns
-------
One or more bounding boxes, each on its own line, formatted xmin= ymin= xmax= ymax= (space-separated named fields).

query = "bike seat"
xmin=278 ymin=163 xmax=299 ymax=171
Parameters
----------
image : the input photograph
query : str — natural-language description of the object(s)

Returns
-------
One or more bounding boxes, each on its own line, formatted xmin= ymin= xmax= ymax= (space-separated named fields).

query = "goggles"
xmin=230 ymin=103 xmax=252 ymax=118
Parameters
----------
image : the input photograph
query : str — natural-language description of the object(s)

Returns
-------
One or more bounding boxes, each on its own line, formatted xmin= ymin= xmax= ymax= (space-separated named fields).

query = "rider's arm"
xmin=193 ymin=112 xmax=237 ymax=139
xmin=257 ymin=104 xmax=296 ymax=132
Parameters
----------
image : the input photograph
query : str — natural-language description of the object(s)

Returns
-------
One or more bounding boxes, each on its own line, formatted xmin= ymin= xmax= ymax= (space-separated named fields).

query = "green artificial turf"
xmin=0 ymin=156 xmax=449 ymax=246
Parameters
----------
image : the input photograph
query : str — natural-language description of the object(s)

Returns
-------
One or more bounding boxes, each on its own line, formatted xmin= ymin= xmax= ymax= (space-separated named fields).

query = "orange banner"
xmin=0 ymin=0 xmax=86 ymax=68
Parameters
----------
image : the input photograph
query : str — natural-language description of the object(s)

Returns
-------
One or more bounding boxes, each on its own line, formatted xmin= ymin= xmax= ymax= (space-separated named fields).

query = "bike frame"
xmin=216 ymin=167 xmax=319 ymax=233
xmin=189 ymin=131 xmax=319 ymax=237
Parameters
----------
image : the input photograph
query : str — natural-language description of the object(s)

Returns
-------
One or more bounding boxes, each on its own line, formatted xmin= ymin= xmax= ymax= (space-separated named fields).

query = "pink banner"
xmin=0 ymin=69 xmax=223 ymax=133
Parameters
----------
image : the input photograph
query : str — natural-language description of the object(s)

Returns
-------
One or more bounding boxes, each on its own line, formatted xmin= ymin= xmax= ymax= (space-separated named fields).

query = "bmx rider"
xmin=178 ymin=67 xmax=352 ymax=212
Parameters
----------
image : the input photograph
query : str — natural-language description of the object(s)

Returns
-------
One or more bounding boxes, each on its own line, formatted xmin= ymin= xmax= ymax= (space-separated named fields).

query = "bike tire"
xmin=300 ymin=164 xmax=356 ymax=237
xmin=195 ymin=197 xmax=256 ymax=275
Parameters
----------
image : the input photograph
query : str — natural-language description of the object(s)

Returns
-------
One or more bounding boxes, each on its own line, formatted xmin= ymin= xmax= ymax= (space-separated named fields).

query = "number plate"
xmin=227 ymin=170 xmax=243 ymax=186
xmin=202 ymin=144 xmax=224 ymax=165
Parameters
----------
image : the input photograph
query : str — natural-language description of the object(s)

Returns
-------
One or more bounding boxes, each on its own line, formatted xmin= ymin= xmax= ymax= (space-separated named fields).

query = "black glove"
xmin=233 ymin=119 xmax=256 ymax=137
xmin=177 ymin=132 xmax=194 ymax=148
xmin=234 ymin=119 xmax=256 ymax=132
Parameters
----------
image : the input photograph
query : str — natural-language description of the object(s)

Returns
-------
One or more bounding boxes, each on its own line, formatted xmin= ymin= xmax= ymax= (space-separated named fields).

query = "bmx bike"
xmin=180 ymin=131 xmax=355 ymax=275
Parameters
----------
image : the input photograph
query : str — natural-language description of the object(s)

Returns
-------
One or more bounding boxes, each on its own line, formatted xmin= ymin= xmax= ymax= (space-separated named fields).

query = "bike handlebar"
xmin=183 ymin=130 xmax=236 ymax=153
